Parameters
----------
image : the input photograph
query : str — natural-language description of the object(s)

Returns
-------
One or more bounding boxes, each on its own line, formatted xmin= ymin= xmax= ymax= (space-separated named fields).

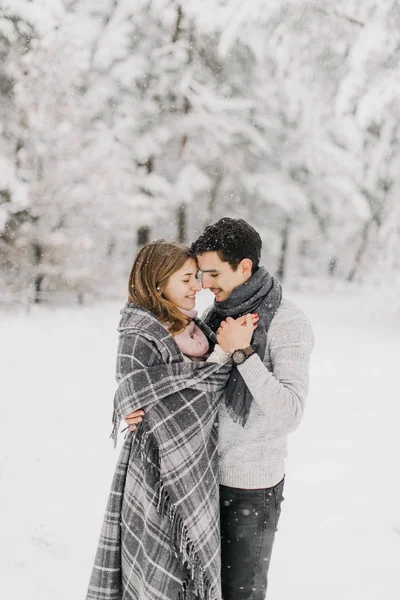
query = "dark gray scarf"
xmin=200 ymin=267 xmax=282 ymax=426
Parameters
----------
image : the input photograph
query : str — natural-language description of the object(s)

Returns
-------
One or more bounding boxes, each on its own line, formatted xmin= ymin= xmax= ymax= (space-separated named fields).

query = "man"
xmin=191 ymin=217 xmax=314 ymax=600
xmin=125 ymin=217 xmax=314 ymax=599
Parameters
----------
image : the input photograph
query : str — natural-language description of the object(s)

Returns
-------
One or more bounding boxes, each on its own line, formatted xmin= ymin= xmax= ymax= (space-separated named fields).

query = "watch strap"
xmin=243 ymin=345 xmax=256 ymax=357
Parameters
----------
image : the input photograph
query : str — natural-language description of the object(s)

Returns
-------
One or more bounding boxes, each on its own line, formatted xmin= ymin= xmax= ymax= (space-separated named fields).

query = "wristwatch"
xmin=231 ymin=346 xmax=256 ymax=365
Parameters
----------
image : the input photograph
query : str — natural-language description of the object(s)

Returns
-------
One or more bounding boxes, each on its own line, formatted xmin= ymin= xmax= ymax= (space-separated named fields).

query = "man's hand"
xmin=217 ymin=314 xmax=257 ymax=355
xmin=125 ymin=409 xmax=145 ymax=432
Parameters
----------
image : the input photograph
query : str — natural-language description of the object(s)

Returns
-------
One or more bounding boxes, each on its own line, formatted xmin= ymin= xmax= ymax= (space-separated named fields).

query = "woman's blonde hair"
xmin=128 ymin=239 xmax=195 ymax=335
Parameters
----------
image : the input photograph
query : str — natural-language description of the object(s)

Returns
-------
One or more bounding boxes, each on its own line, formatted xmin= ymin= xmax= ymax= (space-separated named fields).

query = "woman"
xmin=86 ymin=240 xmax=256 ymax=600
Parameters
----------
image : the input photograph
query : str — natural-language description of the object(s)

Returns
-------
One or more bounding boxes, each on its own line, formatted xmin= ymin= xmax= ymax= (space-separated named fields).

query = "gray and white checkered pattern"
xmin=86 ymin=304 xmax=231 ymax=600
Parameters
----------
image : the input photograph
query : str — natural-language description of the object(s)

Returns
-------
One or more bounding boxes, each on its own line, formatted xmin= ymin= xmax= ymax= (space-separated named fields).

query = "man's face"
xmin=197 ymin=251 xmax=252 ymax=302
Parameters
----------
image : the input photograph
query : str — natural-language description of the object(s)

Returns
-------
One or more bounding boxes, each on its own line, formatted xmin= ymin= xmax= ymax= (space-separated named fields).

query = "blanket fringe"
xmin=135 ymin=425 xmax=215 ymax=600
xmin=110 ymin=407 xmax=120 ymax=448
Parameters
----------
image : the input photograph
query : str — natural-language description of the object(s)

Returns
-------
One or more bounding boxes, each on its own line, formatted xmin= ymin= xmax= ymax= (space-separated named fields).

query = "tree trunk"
xmin=107 ymin=238 xmax=115 ymax=257
xmin=137 ymin=226 xmax=150 ymax=247
xmin=276 ymin=218 xmax=290 ymax=281
xmin=205 ymin=171 xmax=223 ymax=227
xmin=34 ymin=275 xmax=44 ymax=304
xmin=173 ymin=5 xmax=191 ymax=245
xmin=172 ymin=4 xmax=183 ymax=43
xmin=347 ymin=219 xmax=373 ymax=282
xmin=177 ymin=204 xmax=187 ymax=244
xmin=33 ymin=243 xmax=44 ymax=303
xmin=328 ymin=256 xmax=337 ymax=276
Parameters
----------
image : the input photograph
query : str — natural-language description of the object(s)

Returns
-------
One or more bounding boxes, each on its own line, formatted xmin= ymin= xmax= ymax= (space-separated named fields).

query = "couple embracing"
xmin=86 ymin=218 xmax=314 ymax=600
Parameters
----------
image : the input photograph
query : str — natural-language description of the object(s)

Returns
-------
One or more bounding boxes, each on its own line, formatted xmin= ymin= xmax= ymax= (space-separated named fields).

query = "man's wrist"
xmin=231 ymin=345 xmax=256 ymax=365
xmin=225 ymin=343 xmax=254 ymax=355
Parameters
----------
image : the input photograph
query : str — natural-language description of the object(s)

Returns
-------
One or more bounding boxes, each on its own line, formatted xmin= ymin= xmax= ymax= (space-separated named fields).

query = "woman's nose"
xmin=192 ymin=279 xmax=201 ymax=292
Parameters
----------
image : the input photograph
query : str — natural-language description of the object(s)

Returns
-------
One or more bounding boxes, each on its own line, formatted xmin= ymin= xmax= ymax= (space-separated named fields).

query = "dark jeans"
xmin=220 ymin=478 xmax=285 ymax=600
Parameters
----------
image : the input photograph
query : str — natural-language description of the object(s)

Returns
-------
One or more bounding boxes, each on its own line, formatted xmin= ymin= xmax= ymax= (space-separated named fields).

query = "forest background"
xmin=1 ymin=0 xmax=400 ymax=307
xmin=1 ymin=3 xmax=400 ymax=599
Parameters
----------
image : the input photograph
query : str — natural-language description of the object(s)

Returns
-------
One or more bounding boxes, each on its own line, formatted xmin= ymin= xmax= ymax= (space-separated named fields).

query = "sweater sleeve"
xmin=207 ymin=344 xmax=231 ymax=364
xmin=237 ymin=314 xmax=314 ymax=434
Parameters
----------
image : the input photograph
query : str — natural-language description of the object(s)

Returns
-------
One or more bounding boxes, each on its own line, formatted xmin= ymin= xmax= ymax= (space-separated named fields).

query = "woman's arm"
xmin=114 ymin=331 xmax=230 ymax=418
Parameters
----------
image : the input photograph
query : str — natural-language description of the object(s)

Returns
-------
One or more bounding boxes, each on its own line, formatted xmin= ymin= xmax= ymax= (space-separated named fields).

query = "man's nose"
xmin=201 ymin=273 xmax=211 ymax=289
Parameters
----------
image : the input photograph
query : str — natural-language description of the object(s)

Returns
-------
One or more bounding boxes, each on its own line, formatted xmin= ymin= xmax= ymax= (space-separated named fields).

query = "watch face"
xmin=232 ymin=349 xmax=246 ymax=365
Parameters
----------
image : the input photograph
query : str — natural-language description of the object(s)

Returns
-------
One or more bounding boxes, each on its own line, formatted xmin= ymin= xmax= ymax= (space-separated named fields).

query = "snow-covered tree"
xmin=1 ymin=0 xmax=399 ymax=302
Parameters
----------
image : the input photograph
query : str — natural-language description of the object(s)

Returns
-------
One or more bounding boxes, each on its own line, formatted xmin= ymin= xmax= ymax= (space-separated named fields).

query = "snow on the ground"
xmin=0 ymin=290 xmax=399 ymax=599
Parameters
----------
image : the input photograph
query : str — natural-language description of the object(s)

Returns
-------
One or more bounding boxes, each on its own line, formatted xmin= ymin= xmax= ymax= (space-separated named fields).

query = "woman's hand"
xmin=217 ymin=314 xmax=258 ymax=355
xmin=125 ymin=409 xmax=145 ymax=432
xmin=235 ymin=313 xmax=259 ymax=327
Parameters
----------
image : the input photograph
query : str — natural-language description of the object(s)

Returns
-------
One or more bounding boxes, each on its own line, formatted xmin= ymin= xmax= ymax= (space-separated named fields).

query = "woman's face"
xmin=162 ymin=258 xmax=201 ymax=310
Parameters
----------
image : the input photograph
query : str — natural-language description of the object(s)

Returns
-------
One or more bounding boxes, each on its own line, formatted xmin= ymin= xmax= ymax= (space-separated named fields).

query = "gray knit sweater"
xmin=216 ymin=297 xmax=314 ymax=489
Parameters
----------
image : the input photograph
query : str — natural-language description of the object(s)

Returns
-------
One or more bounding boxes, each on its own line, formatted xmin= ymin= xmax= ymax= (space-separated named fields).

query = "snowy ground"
xmin=0 ymin=289 xmax=399 ymax=599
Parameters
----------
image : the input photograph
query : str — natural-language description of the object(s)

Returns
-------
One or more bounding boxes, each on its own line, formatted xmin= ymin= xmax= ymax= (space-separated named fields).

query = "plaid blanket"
xmin=86 ymin=304 xmax=231 ymax=600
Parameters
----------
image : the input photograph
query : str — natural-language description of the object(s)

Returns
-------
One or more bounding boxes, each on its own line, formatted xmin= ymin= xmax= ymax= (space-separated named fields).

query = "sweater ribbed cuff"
xmin=237 ymin=353 xmax=269 ymax=381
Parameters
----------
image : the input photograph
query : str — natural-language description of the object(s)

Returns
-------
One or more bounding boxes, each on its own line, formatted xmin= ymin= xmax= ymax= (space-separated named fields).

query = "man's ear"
xmin=240 ymin=258 xmax=253 ymax=276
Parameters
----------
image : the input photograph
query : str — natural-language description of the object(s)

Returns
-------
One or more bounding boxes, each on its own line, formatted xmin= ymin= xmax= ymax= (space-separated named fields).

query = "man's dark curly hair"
xmin=191 ymin=217 xmax=262 ymax=274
